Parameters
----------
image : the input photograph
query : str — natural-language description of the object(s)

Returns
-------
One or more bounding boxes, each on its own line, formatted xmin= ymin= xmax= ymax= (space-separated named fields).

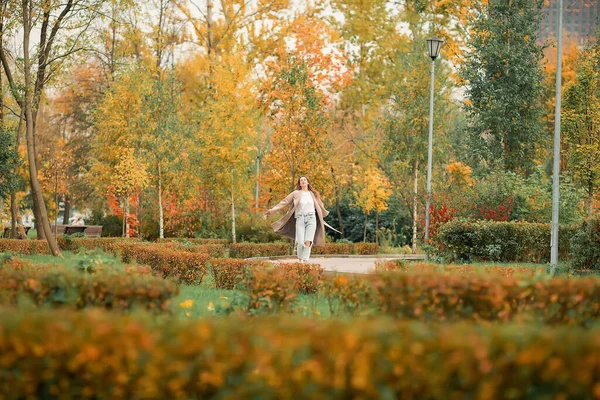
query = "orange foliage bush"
xmin=370 ymin=272 xmax=600 ymax=326
xmin=3 ymin=310 xmax=597 ymax=398
xmin=277 ymin=262 xmax=324 ymax=294
xmin=0 ymin=258 xmax=177 ymax=312
xmin=311 ymin=243 xmax=353 ymax=255
xmin=374 ymin=261 xmax=544 ymax=277
xmin=353 ymin=242 xmax=380 ymax=255
xmin=229 ymin=243 xmax=290 ymax=258
xmin=321 ymin=274 xmax=374 ymax=316
xmin=162 ymin=243 xmax=227 ymax=258
xmin=157 ymin=238 xmax=230 ymax=245
xmin=236 ymin=265 xmax=298 ymax=314
xmin=209 ymin=259 xmax=265 ymax=290
xmin=0 ymin=239 xmax=52 ymax=255
xmin=121 ymin=245 xmax=209 ymax=284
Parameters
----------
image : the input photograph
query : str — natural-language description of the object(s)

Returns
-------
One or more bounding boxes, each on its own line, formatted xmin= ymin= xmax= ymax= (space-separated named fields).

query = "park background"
xmin=0 ymin=0 xmax=599 ymax=258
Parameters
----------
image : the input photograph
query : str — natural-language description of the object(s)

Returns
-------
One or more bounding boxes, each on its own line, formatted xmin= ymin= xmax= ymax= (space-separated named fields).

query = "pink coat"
xmin=268 ymin=190 xmax=329 ymax=246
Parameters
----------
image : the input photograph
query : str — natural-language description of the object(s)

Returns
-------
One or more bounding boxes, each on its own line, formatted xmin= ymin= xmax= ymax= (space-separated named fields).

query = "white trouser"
xmin=295 ymin=212 xmax=317 ymax=262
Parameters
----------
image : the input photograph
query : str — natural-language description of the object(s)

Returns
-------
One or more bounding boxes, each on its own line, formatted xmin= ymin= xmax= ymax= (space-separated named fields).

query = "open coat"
xmin=268 ymin=190 xmax=329 ymax=246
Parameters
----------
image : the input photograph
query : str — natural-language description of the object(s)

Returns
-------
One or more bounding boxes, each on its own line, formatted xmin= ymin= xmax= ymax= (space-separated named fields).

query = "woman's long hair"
xmin=295 ymin=176 xmax=321 ymax=199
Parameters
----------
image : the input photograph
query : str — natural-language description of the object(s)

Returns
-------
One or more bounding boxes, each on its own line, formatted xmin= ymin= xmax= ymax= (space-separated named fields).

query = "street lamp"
xmin=424 ymin=36 xmax=444 ymax=253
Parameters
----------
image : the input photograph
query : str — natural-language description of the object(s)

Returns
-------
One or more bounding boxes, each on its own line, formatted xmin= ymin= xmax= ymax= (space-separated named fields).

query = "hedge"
xmin=121 ymin=245 xmax=210 ymax=284
xmin=161 ymin=243 xmax=227 ymax=258
xmin=374 ymin=260 xmax=545 ymax=277
xmin=210 ymin=259 xmax=323 ymax=295
xmin=0 ymin=310 xmax=598 ymax=399
xmin=157 ymin=238 xmax=230 ymax=245
xmin=369 ymin=272 xmax=600 ymax=326
xmin=353 ymin=242 xmax=380 ymax=255
xmin=433 ymin=219 xmax=577 ymax=262
xmin=311 ymin=243 xmax=354 ymax=255
xmin=209 ymin=259 xmax=265 ymax=290
xmin=229 ymin=242 xmax=290 ymax=258
xmin=0 ymin=258 xmax=177 ymax=312
xmin=59 ymin=237 xmax=141 ymax=253
xmin=0 ymin=239 xmax=51 ymax=255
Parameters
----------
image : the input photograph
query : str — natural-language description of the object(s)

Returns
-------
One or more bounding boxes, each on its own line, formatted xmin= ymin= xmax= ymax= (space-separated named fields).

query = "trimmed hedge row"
xmin=311 ymin=242 xmax=380 ymax=255
xmin=157 ymin=238 xmax=230 ymax=245
xmin=375 ymin=260 xmax=545 ymax=277
xmin=0 ymin=258 xmax=177 ymax=311
xmin=161 ymin=242 xmax=227 ymax=258
xmin=0 ymin=239 xmax=51 ymax=255
xmin=0 ymin=309 xmax=598 ymax=399
xmin=433 ymin=219 xmax=577 ymax=262
xmin=121 ymin=245 xmax=210 ymax=284
xmin=322 ymin=272 xmax=600 ymax=325
xmin=229 ymin=242 xmax=380 ymax=259
xmin=229 ymin=243 xmax=290 ymax=258
xmin=210 ymin=259 xmax=324 ymax=294
xmin=57 ymin=237 xmax=141 ymax=253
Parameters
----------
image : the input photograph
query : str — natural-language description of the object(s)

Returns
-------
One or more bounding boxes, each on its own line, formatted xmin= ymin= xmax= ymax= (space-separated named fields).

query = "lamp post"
xmin=424 ymin=36 xmax=444 ymax=253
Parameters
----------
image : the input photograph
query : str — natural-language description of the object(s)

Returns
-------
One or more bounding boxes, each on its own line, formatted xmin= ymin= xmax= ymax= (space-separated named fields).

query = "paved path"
xmin=272 ymin=254 xmax=424 ymax=274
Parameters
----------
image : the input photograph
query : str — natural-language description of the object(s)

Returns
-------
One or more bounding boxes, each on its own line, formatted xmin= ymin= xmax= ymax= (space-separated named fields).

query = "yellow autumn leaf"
xmin=179 ymin=299 xmax=194 ymax=309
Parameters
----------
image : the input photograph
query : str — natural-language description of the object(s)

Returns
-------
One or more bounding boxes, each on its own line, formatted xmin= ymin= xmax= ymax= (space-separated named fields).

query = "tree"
xmin=0 ymin=0 xmax=103 ymax=255
xmin=562 ymin=38 xmax=600 ymax=219
xmin=352 ymin=165 xmax=392 ymax=242
xmin=260 ymin=15 xmax=350 ymax=204
xmin=381 ymin=35 xmax=453 ymax=253
xmin=459 ymin=0 xmax=546 ymax=174
xmin=112 ymin=148 xmax=148 ymax=236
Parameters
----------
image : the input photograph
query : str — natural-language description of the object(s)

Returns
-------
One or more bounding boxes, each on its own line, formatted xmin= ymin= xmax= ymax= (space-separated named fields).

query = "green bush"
xmin=433 ymin=219 xmax=576 ymax=262
xmin=570 ymin=216 xmax=600 ymax=271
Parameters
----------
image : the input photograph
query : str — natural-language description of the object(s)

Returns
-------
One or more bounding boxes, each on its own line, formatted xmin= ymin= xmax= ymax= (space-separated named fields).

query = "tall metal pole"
xmin=424 ymin=58 xmax=436 ymax=248
xmin=550 ymin=0 xmax=564 ymax=271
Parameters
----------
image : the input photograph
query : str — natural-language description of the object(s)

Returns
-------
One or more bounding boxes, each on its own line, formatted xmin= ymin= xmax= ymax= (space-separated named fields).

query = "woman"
xmin=264 ymin=176 xmax=331 ymax=262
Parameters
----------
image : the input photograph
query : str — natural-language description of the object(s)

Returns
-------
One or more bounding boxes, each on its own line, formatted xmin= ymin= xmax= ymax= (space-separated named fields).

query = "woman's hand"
xmin=264 ymin=209 xmax=271 ymax=216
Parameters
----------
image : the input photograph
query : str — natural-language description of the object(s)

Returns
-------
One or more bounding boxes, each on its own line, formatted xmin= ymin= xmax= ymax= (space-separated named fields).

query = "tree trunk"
xmin=336 ymin=194 xmax=344 ymax=238
xmin=10 ymin=193 xmax=27 ymax=239
xmin=231 ymin=187 xmax=237 ymax=244
xmin=363 ymin=213 xmax=367 ymax=242
xmin=588 ymin=186 xmax=594 ymax=220
xmin=125 ymin=196 xmax=130 ymax=238
xmin=158 ymin=162 xmax=164 ymax=239
xmin=62 ymin=195 xmax=70 ymax=225
xmin=121 ymin=199 xmax=126 ymax=237
xmin=375 ymin=210 xmax=379 ymax=244
xmin=412 ymin=159 xmax=419 ymax=254
xmin=22 ymin=0 xmax=60 ymax=256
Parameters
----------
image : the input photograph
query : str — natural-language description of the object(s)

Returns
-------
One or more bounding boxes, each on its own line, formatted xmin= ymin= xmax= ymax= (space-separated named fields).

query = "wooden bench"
xmin=64 ymin=226 xmax=87 ymax=235
xmin=50 ymin=224 xmax=103 ymax=238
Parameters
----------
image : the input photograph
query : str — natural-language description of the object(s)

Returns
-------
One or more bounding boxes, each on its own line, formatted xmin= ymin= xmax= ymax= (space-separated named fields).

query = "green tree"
xmin=381 ymin=36 xmax=454 ymax=253
xmin=562 ymin=37 xmax=600 ymax=219
xmin=459 ymin=0 xmax=546 ymax=174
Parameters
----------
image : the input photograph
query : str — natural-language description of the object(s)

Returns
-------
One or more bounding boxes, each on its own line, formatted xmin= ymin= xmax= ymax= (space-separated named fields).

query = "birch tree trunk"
xmin=412 ymin=159 xmax=419 ymax=254
xmin=231 ymin=187 xmax=237 ymax=244
xmin=158 ymin=162 xmax=164 ymax=239
xmin=125 ymin=196 xmax=130 ymax=238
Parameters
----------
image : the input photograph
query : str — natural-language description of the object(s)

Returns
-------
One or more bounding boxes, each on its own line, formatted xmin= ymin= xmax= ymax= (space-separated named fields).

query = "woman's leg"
xmin=302 ymin=214 xmax=317 ymax=262
xmin=295 ymin=216 xmax=306 ymax=260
